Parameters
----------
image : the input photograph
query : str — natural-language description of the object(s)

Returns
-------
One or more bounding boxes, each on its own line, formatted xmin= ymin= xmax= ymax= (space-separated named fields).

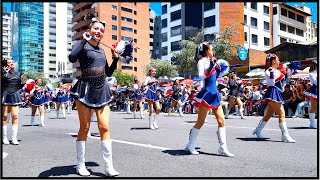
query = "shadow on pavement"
xmin=122 ymin=118 xmax=136 ymax=120
xmin=162 ymin=149 xmax=190 ymax=156
xmin=236 ymin=137 xmax=270 ymax=141
xmin=21 ymin=124 xmax=40 ymax=127
xmin=198 ymin=151 xmax=221 ymax=157
xmin=184 ymin=121 xmax=197 ymax=123
xmin=38 ymin=162 xmax=105 ymax=177
xmin=130 ymin=127 xmax=151 ymax=130
xmin=288 ymin=127 xmax=313 ymax=129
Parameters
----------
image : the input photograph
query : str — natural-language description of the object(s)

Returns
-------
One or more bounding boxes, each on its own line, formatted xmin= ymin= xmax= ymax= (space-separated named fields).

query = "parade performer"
xmin=168 ymin=79 xmax=184 ymax=116
xmin=252 ymin=53 xmax=296 ymax=143
xmin=225 ymin=73 xmax=245 ymax=119
xmin=44 ymin=82 xmax=54 ymax=112
xmin=29 ymin=78 xmax=46 ymax=127
xmin=145 ymin=67 xmax=161 ymax=129
xmin=304 ymin=60 xmax=317 ymax=128
xmin=185 ymin=42 xmax=234 ymax=157
xmin=124 ymin=82 xmax=134 ymax=114
xmin=132 ymin=78 xmax=145 ymax=119
xmin=53 ymin=82 xmax=68 ymax=119
xmin=2 ymin=58 xmax=26 ymax=145
xmin=69 ymin=18 xmax=120 ymax=176
xmin=65 ymin=87 xmax=74 ymax=114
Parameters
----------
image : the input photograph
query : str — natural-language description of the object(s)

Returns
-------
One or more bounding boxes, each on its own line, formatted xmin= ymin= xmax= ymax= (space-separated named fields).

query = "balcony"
xmin=72 ymin=7 xmax=96 ymax=22
xmin=73 ymin=2 xmax=94 ymax=13
xmin=72 ymin=19 xmax=92 ymax=31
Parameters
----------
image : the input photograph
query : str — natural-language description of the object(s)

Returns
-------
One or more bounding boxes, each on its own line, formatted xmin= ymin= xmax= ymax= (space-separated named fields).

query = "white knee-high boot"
xmin=3 ymin=125 xmax=10 ymax=144
xmin=179 ymin=107 xmax=183 ymax=116
xmin=30 ymin=116 xmax=35 ymax=126
xmin=11 ymin=125 xmax=19 ymax=145
xmin=40 ymin=115 xmax=45 ymax=127
xmin=76 ymin=141 xmax=90 ymax=176
xmin=62 ymin=106 xmax=66 ymax=119
xmin=101 ymin=140 xmax=120 ymax=176
xmin=153 ymin=114 xmax=159 ymax=129
xmin=225 ymin=109 xmax=230 ymax=119
xmin=148 ymin=116 xmax=155 ymax=130
xmin=185 ymin=127 xmax=200 ymax=155
xmin=309 ymin=113 xmax=317 ymax=129
xmin=253 ymin=120 xmax=267 ymax=139
xmin=127 ymin=103 xmax=131 ymax=114
xmin=217 ymin=127 xmax=234 ymax=157
xmin=239 ymin=108 xmax=245 ymax=119
xmin=279 ymin=122 xmax=296 ymax=143
xmin=168 ymin=108 xmax=172 ymax=116
xmin=7 ymin=112 xmax=11 ymax=123
xmin=68 ymin=105 xmax=71 ymax=114
xmin=56 ymin=109 xmax=59 ymax=119
xmin=140 ymin=109 xmax=145 ymax=119
xmin=133 ymin=111 xmax=136 ymax=119
xmin=47 ymin=103 xmax=51 ymax=112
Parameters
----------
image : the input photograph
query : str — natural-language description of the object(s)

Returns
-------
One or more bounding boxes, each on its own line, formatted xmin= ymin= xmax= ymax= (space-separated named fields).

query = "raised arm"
xmin=68 ymin=39 xmax=87 ymax=63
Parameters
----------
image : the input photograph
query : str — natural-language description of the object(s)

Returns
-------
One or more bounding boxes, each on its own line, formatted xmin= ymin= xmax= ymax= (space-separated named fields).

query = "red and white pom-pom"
xmin=25 ymin=79 xmax=35 ymax=92
xmin=113 ymin=40 xmax=126 ymax=55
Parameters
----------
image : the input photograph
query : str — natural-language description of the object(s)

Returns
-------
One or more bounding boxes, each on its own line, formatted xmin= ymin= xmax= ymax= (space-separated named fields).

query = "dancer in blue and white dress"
xmin=53 ymin=82 xmax=68 ymax=119
xmin=304 ymin=60 xmax=317 ymax=128
xmin=145 ymin=67 xmax=161 ymax=129
xmin=2 ymin=58 xmax=26 ymax=145
xmin=253 ymin=53 xmax=296 ymax=143
xmin=30 ymin=78 xmax=46 ymax=127
xmin=132 ymin=78 xmax=145 ymax=119
xmin=185 ymin=42 xmax=234 ymax=157
xmin=65 ymin=87 xmax=74 ymax=114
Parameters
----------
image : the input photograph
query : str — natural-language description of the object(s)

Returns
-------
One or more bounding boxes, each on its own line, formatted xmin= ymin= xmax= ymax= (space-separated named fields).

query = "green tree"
xmin=145 ymin=59 xmax=178 ymax=78
xmin=174 ymin=25 xmax=241 ymax=77
xmin=112 ymin=69 xmax=135 ymax=86
xmin=21 ymin=71 xmax=49 ymax=86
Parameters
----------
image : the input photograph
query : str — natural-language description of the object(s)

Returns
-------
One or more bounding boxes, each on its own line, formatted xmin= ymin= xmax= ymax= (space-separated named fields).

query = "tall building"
xmin=2 ymin=7 xmax=13 ymax=59
xmin=149 ymin=9 xmax=156 ymax=58
xmin=294 ymin=3 xmax=316 ymax=41
xmin=72 ymin=2 xmax=150 ymax=81
xmin=160 ymin=2 xmax=272 ymax=74
xmin=272 ymin=3 xmax=311 ymax=46
xmin=151 ymin=15 xmax=162 ymax=59
xmin=12 ymin=3 xmax=44 ymax=73
xmin=11 ymin=2 xmax=74 ymax=78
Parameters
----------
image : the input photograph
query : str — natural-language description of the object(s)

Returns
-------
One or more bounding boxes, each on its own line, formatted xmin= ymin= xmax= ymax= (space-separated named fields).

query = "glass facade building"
xmin=12 ymin=2 xmax=44 ymax=73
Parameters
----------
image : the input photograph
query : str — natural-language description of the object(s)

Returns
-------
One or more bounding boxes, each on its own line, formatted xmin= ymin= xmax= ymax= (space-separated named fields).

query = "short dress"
xmin=68 ymin=39 xmax=119 ymax=109
xmin=132 ymin=84 xmax=143 ymax=101
xmin=2 ymin=71 xmax=24 ymax=106
xmin=171 ymin=85 xmax=182 ymax=101
xmin=304 ymin=70 xmax=317 ymax=100
xmin=193 ymin=57 xmax=223 ymax=109
xmin=30 ymin=85 xmax=46 ymax=106
xmin=263 ymin=68 xmax=286 ymax=104
xmin=145 ymin=76 xmax=159 ymax=102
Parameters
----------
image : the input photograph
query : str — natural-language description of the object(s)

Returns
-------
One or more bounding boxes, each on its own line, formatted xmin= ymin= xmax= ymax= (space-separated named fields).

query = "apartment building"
xmin=294 ymin=3 xmax=316 ymax=41
xmin=72 ymin=2 xmax=150 ymax=81
xmin=2 ymin=7 xmax=13 ymax=59
xmin=150 ymin=9 xmax=156 ymax=58
xmin=151 ymin=15 xmax=162 ymax=59
xmin=272 ymin=3 xmax=311 ymax=46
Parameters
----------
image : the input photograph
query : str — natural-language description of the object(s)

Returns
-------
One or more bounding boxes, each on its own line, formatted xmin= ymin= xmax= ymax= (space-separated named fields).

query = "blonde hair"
xmin=148 ymin=67 xmax=155 ymax=76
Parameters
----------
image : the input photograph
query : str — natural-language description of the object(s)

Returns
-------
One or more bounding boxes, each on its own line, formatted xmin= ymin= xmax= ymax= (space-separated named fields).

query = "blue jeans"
xmin=294 ymin=100 xmax=310 ymax=117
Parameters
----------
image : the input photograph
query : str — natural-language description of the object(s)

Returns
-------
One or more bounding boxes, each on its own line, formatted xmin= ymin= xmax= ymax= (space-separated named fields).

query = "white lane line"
xmin=67 ymin=133 xmax=171 ymax=150
xmin=181 ymin=123 xmax=281 ymax=131
xmin=3 ymin=152 xmax=8 ymax=159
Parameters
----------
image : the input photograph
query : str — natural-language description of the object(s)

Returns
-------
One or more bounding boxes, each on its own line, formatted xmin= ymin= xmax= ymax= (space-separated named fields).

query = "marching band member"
xmin=53 ymin=82 xmax=68 ymax=119
xmin=225 ymin=73 xmax=245 ymax=119
xmin=304 ymin=60 xmax=317 ymax=128
xmin=30 ymin=78 xmax=46 ymax=127
xmin=132 ymin=78 xmax=145 ymax=119
xmin=168 ymin=79 xmax=184 ymax=116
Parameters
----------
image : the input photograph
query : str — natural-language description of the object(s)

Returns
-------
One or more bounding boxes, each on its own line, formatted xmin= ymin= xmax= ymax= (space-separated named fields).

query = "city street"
xmin=2 ymin=108 xmax=318 ymax=178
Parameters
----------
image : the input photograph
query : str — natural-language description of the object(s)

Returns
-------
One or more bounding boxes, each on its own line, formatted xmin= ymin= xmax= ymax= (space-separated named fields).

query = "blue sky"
xmin=150 ymin=2 xmax=318 ymax=23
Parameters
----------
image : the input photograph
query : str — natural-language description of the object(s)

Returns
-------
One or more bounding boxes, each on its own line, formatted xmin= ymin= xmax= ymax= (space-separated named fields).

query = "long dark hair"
xmin=265 ymin=53 xmax=277 ymax=69
xmin=194 ymin=43 xmax=210 ymax=62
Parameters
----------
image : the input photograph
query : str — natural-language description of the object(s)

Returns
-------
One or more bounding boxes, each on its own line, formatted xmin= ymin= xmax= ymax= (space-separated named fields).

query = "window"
xmin=122 ymin=66 xmax=133 ymax=70
xmin=49 ymin=61 xmax=55 ymax=64
xmin=252 ymin=34 xmax=258 ymax=44
xmin=204 ymin=2 xmax=215 ymax=11
xmin=49 ymin=53 xmax=56 ymax=57
xmin=134 ymin=58 xmax=137 ymax=62
xmin=251 ymin=2 xmax=257 ymax=10
xmin=171 ymin=2 xmax=180 ymax=7
xmin=49 ymin=24 xmax=56 ymax=28
xmin=162 ymin=46 xmax=168 ymax=56
xmin=170 ymin=10 xmax=181 ymax=22
xmin=244 ymin=2 xmax=247 ymax=7
xmin=150 ymin=19 xmax=154 ymax=23
xmin=273 ymin=7 xmax=277 ymax=15
xmin=121 ymin=7 xmax=132 ymax=13
xmin=150 ymin=42 xmax=153 ymax=46
xmin=121 ymin=26 xmax=133 ymax=32
xmin=150 ymin=26 xmax=154 ymax=30
xmin=244 ymin=15 xmax=247 ymax=24
xmin=122 ymin=36 xmax=132 ymax=41
xmin=264 ymin=21 xmax=269 ymax=31
xmin=112 ymin=25 xmax=117 ymax=30
xmin=204 ymin=15 xmax=215 ymax=28
xmin=296 ymin=15 xmax=304 ymax=23
xmin=264 ymin=37 xmax=270 ymax=46
xmin=49 ymin=39 xmax=56 ymax=43
xmin=134 ymin=29 xmax=137 ymax=34
xmin=288 ymin=11 xmax=295 ymax=20
xmin=251 ymin=17 xmax=257 ymax=27
xmin=150 ymin=34 xmax=153 ymax=38
xmin=204 ymin=34 xmax=215 ymax=41
xmin=112 ymin=35 xmax=117 ymax=40
xmin=296 ymin=28 xmax=303 ymax=37
xmin=121 ymin=16 xmax=133 ymax=22
xmin=112 ymin=5 xmax=117 ymax=10
xmin=112 ymin=15 xmax=117 ymax=20
xmin=49 ymin=10 xmax=56 ymax=14
xmin=280 ymin=23 xmax=286 ymax=31
xmin=49 ymin=46 xmax=56 ymax=50
xmin=49 ymin=32 xmax=56 ymax=35
xmin=134 ymin=11 xmax=137 ymax=15
xmin=245 ymin=32 xmax=247 ymax=42
xmin=162 ymin=32 xmax=167 ymax=42
xmin=171 ymin=41 xmax=181 ymax=52
xmin=162 ymin=4 xmax=167 ymax=14
xmin=281 ymin=8 xmax=287 ymax=16
xmin=171 ymin=25 xmax=181 ymax=37
xmin=162 ymin=19 xmax=167 ymax=28
xmin=280 ymin=37 xmax=287 ymax=43
xmin=288 ymin=25 xmax=295 ymax=34
xmin=263 ymin=5 xmax=269 ymax=15
xmin=134 ymin=48 xmax=137 ymax=53
xmin=49 ymin=68 xmax=56 ymax=71
xmin=134 ymin=39 xmax=137 ymax=43
xmin=134 ymin=67 xmax=137 ymax=71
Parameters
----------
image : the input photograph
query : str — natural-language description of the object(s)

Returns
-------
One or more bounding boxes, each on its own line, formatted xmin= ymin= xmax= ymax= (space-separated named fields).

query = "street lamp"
xmin=241 ymin=22 xmax=251 ymax=72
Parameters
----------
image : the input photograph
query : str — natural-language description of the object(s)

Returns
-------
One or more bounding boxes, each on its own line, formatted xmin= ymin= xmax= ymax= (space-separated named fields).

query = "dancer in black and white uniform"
xmin=225 ymin=73 xmax=245 ymax=119
xmin=168 ymin=79 xmax=184 ymax=116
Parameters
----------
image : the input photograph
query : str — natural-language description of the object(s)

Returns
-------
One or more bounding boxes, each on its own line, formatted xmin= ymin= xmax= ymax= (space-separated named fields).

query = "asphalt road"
xmin=2 ymin=108 xmax=318 ymax=178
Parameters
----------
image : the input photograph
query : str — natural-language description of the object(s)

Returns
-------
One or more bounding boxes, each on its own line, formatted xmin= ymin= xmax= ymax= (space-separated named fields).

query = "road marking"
xmin=181 ymin=123 xmax=281 ymax=131
xmin=67 ymin=133 xmax=171 ymax=150
xmin=3 ymin=152 xmax=8 ymax=159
